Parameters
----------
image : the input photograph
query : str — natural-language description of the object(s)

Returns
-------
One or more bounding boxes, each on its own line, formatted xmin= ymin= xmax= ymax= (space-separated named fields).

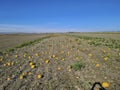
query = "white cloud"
xmin=0 ymin=24 xmax=75 ymax=33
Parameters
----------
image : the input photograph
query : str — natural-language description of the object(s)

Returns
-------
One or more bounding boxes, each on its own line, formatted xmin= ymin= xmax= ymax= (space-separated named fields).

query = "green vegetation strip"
xmin=71 ymin=35 xmax=120 ymax=49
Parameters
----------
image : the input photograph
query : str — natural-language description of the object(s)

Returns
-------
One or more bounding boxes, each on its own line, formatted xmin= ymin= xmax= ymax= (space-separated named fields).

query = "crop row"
xmin=72 ymin=35 xmax=120 ymax=49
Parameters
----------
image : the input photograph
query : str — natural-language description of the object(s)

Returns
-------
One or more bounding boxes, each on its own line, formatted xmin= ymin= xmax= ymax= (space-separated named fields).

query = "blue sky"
xmin=0 ymin=0 xmax=120 ymax=32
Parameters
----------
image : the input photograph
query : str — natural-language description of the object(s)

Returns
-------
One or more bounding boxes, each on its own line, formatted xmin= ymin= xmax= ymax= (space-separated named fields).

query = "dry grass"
xmin=0 ymin=34 xmax=47 ymax=51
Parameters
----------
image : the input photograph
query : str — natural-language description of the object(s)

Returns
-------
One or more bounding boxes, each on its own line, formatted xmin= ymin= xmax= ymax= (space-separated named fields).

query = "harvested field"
xmin=0 ymin=34 xmax=50 ymax=51
xmin=0 ymin=33 xmax=120 ymax=90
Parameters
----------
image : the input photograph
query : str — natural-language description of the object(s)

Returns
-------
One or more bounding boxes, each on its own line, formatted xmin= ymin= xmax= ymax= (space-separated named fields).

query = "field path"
xmin=0 ymin=35 xmax=120 ymax=90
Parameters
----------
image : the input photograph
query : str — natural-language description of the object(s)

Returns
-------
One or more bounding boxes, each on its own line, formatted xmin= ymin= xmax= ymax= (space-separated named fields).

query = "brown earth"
xmin=0 ymin=34 xmax=120 ymax=90
xmin=0 ymin=34 xmax=47 ymax=51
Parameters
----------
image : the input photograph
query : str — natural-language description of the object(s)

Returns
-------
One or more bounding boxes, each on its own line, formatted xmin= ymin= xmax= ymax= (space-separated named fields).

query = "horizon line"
xmin=0 ymin=24 xmax=120 ymax=33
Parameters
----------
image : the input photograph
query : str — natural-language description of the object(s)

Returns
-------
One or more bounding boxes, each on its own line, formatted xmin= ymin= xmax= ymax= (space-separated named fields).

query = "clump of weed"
xmin=0 ymin=51 xmax=3 ymax=55
xmin=7 ymin=48 xmax=15 ymax=52
xmin=71 ymin=62 xmax=85 ymax=71
xmin=72 ymin=46 xmax=75 ymax=48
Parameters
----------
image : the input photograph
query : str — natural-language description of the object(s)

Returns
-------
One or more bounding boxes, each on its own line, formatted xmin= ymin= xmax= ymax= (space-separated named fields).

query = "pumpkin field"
xmin=0 ymin=33 xmax=120 ymax=90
